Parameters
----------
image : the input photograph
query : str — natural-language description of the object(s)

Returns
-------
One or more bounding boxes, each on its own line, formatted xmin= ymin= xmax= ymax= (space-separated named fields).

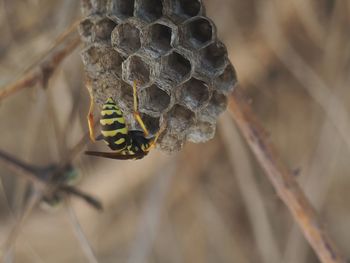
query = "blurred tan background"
xmin=0 ymin=0 xmax=349 ymax=262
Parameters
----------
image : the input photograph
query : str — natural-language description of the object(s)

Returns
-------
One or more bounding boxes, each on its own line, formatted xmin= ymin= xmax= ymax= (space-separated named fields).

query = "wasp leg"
xmin=132 ymin=80 xmax=167 ymax=151
xmin=86 ymin=82 xmax=96 ymax=142
xmin=144 ymin=133 xmax=160 ymax=152
xmin=132 ymin=80 xmax=150 ymax=137
xmin=144 ymin=122 xmax=167 ymax=152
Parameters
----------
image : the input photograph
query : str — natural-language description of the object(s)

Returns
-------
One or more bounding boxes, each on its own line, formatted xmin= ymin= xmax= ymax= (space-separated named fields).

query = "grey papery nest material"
xmin=79 ymin=0 xmax=237 ymax=152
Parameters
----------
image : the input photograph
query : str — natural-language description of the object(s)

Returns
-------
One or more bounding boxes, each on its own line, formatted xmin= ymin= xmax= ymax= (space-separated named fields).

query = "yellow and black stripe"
xmin=100 ymin=98 xmax=129 ymax=152
xmin=86 ymin=96 xmax=159 ymax=160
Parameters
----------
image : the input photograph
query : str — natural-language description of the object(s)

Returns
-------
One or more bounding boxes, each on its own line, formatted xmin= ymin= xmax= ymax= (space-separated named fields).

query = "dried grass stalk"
xmin=228 ymin=86 xmax=346 ymax=263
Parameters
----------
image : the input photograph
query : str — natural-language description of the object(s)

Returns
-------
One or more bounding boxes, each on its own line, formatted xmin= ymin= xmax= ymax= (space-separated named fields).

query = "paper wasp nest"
xmin=79 ymin=0 xmax=237 ymax=152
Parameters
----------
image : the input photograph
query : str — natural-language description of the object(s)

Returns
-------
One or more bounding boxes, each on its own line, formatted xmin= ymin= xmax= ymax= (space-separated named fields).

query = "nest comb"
xmin=79 ymin=0 xmax=237 ymax=152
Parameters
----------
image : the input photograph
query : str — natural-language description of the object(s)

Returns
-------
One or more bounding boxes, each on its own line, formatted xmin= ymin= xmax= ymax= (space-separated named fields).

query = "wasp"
xmin=85 ymin=81 xmax=162 ymax=160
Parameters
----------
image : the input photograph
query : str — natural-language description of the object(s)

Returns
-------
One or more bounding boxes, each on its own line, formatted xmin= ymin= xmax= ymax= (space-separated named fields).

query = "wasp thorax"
xmin=79 ymin=0 xmax=237 ymax=152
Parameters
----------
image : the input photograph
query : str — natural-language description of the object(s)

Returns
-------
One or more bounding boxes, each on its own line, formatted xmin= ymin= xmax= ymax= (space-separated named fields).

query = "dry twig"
xmin=219 ymin=115 xmax=281 ymax=263
xmin=66 ymin=200 xmax=99 ymax=263
xmin=0 ymin=21 xmax=81 ymax=101
xmin=0 ymin=148 xmax=102 ymax=211
xmin=228 ymin=86 xmax=346 ymax=263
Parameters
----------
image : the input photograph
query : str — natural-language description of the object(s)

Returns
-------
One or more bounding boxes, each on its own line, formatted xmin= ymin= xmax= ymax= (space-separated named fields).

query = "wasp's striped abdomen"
xmin=86 ymin=94 xmax=160 ymax=160
xmin=100 ymin=98 xmax=129 ymax=152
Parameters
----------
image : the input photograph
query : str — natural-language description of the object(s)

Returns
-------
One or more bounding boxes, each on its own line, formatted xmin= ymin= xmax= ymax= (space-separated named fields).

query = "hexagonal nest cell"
xmin=139 ymin=114 xmax=160 ymax=135
xmin=187 ymin=121 xmax=216 ymax=143
xmin=82 ymin=45 xmax=124 ymax=78
xmin=80 ymin=0 xmax=237 ymax=152
xmin=160 ymin=51 xmax=191 ymax=85
xmin=94 ymin=17 xmax=117 ymax=42
xmin=146 ymin=23 xmax=173 ymax=55
xmin=182 ymin=17 xmax=214 ymax=48
xmin=89 ymin=73 xmax=122 ymax=106
xmin=109 ymin=0 xmax=135 ymax=20
xmin=111 ymin=22 xmax=141 ymax=56
xmin=199 ymin=42 xmax=228 ymax=76
xmin=166 ymin=104 xmax=195 ymax=133
xmin=135 ymin=0 xmax=163 ymax=22
xmin=205 ymin=91 xmax=228 ymax=117
xmin=139 ymin=85 xmax=171 ymax=117
xmin=178 ymin=78 xmax=210 ymax=111
xmin=79 ymin=18 xmax=94 ymax=41
xmin=119 ymin=81 xmax=134 ymax=110
xmin=123 ymin=55 xmax=152 ymax=87
xmin=215 ymin=64 xmax=237 ymax=94
xmin=171 ymin=0 xmax=202 ymax=20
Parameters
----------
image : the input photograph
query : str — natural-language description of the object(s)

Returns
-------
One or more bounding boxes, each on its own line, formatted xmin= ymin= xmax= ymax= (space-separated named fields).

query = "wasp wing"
xmin=85 ymin=151 xmax=145 ymax=160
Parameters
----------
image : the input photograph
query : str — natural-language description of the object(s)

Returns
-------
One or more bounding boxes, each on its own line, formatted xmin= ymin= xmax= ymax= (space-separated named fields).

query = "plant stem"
xmin=0 ymin=22 xmax=81 ymax=101
xmin=228 ymin=86 xmax=346 ymax=263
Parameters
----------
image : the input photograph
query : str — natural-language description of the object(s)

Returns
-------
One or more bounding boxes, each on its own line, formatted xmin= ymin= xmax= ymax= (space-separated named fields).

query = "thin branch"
xmin=66 ymin=199 xmax=99 ymax=263
xmin=219 ymin=115 xmax=281 ymax=263
xmin=62 ymin=186 xmax=102 ymax=211
xmin=0 ymin=22 xmax=81 ymax=101
xmin=228 ymin=86 xmax=346 ymax=263
xmin=2 ymin=190 xmax=41 ymax=261
xmin=0 ymin=148 xmax=102 ymax=211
